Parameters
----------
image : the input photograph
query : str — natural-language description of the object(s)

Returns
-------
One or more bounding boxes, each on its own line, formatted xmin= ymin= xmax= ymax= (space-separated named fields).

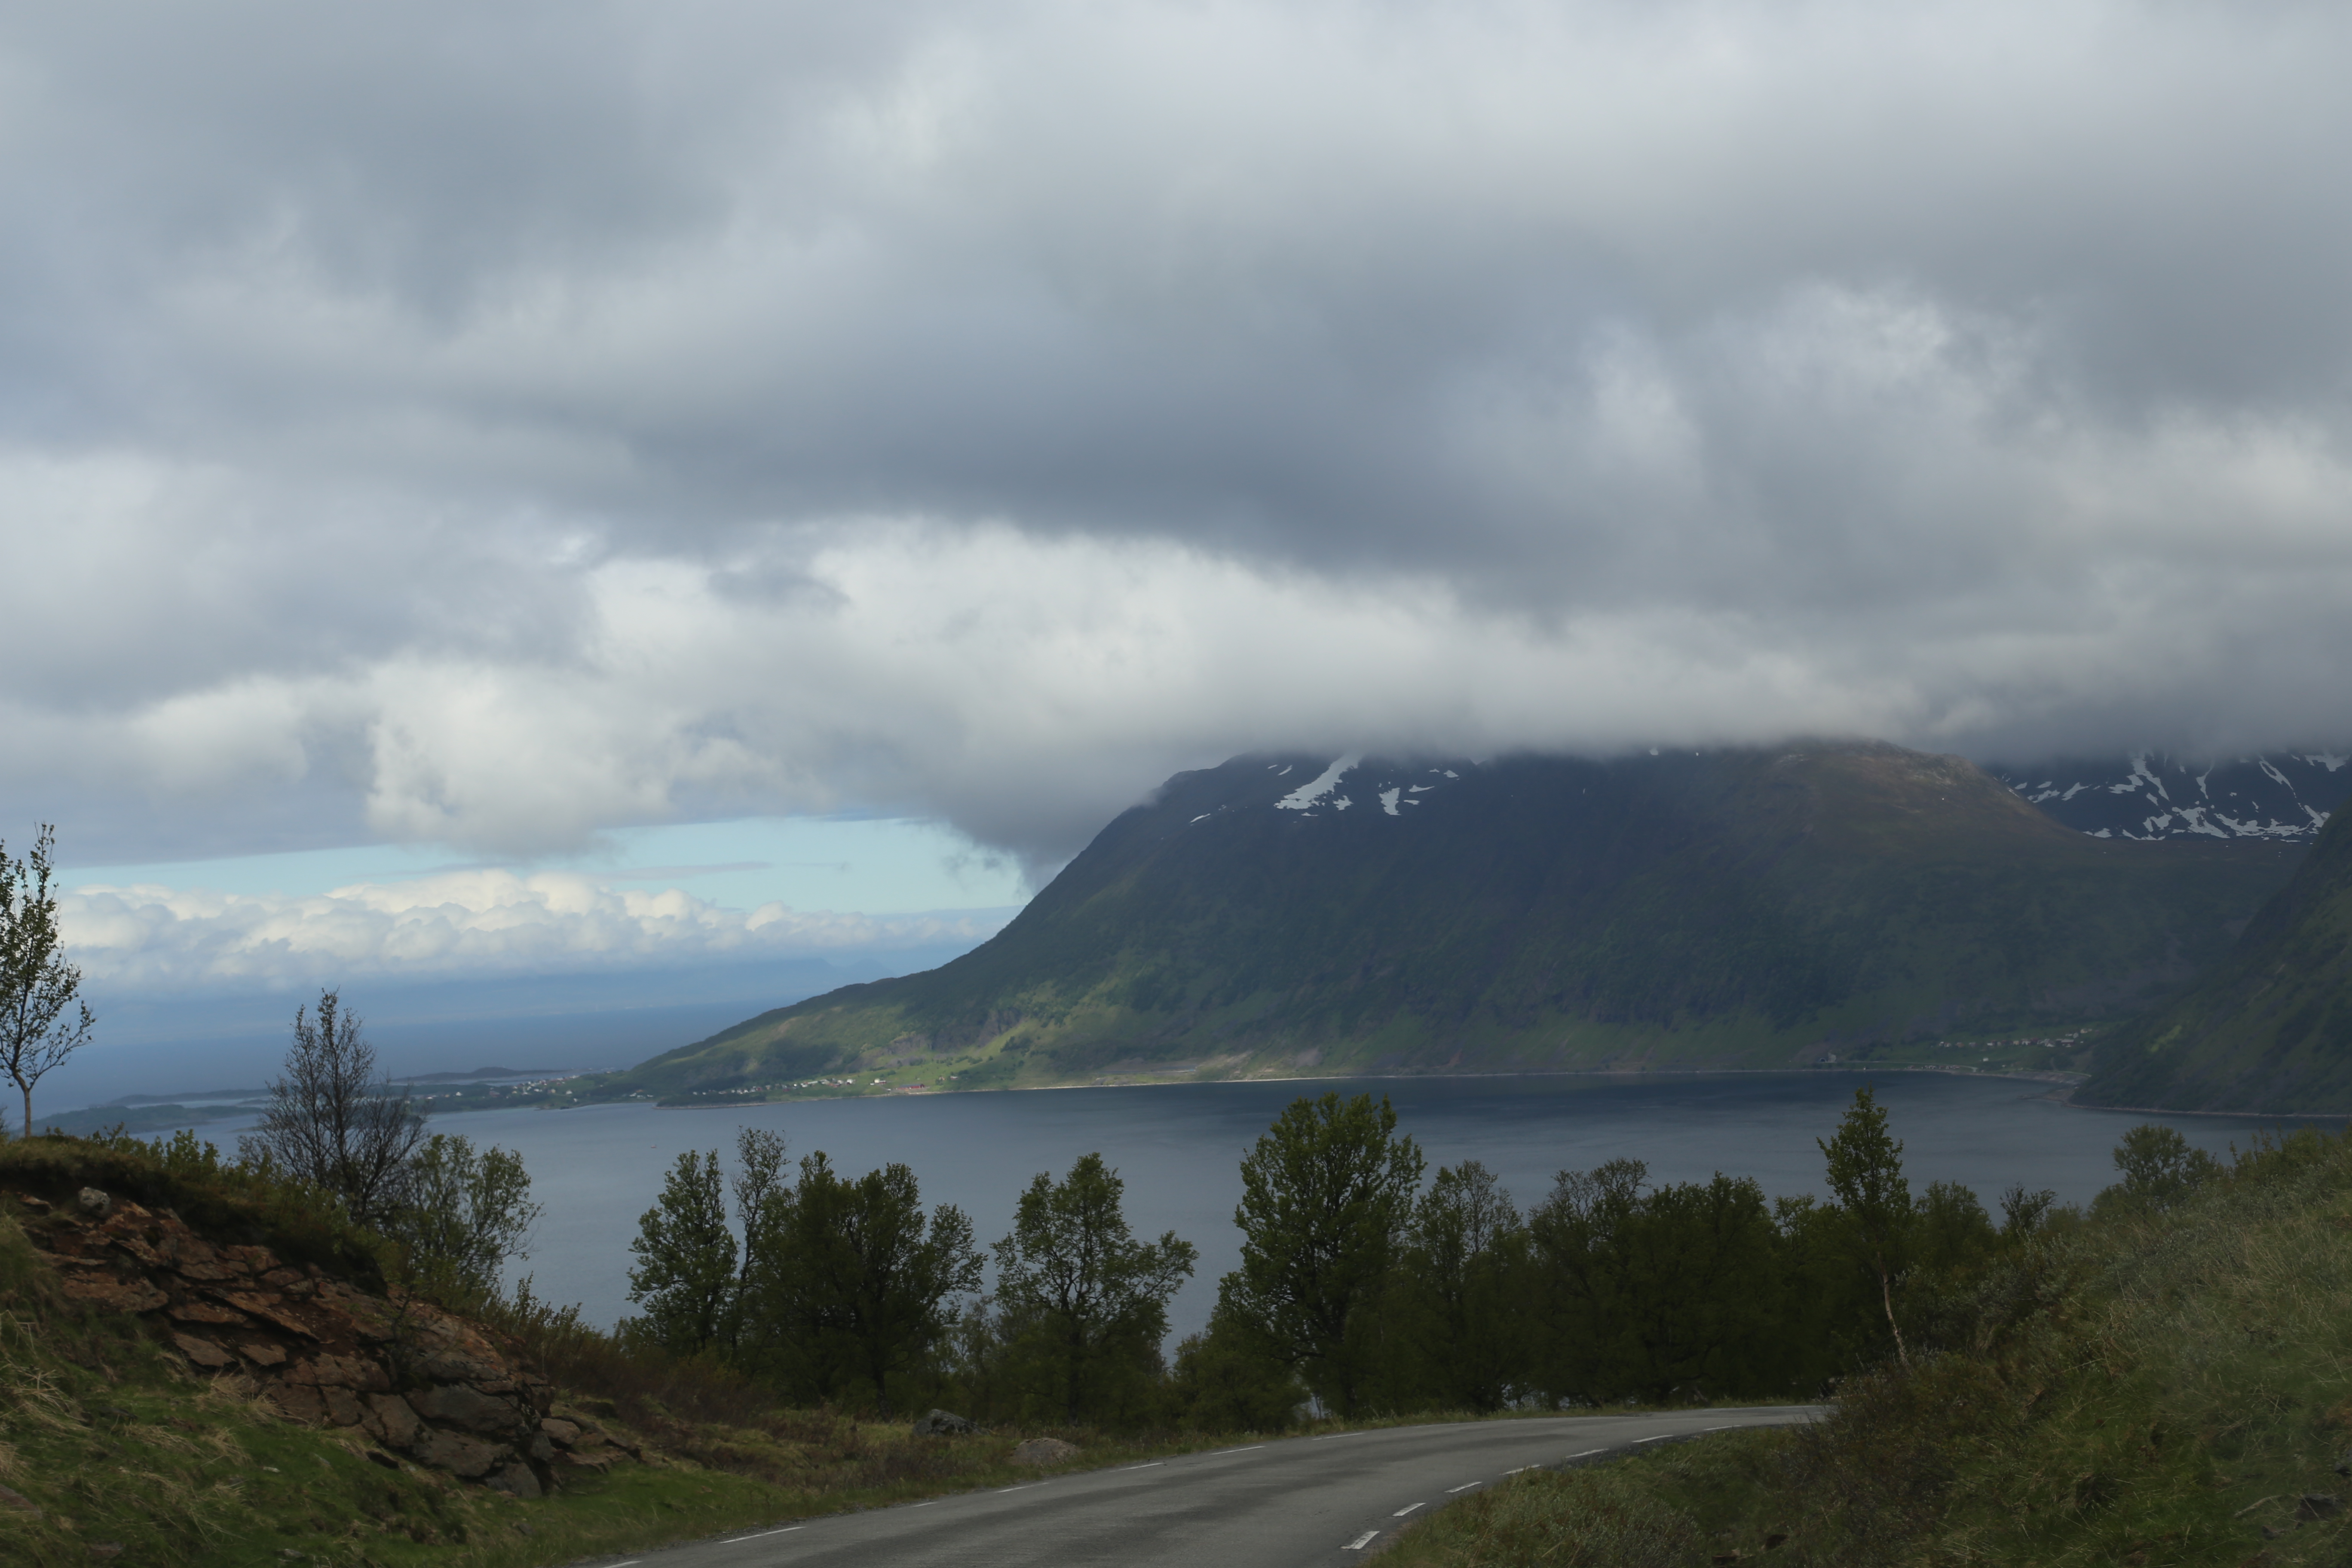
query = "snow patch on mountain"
xmin=1997 ymin=750 xmax=2352 ymax=842
xmin=1275 ymin=753 xmax=1361 ymax=810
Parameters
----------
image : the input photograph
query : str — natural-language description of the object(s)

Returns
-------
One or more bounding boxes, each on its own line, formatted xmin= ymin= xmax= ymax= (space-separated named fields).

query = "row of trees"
xmin=624 ymin=1084 xmax=2208 ymax=1428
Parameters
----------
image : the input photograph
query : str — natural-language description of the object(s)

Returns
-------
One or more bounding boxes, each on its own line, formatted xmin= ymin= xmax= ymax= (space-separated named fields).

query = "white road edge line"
xmin=1447 ymin=1482 xmax=1483 ymax=1493
xmin=1504 ymin=1466 xmax=1533 ymax=1474
xmin=1394 ymin=1502 xmax=1426 ymax=1517
xmin=1116 ymin=1462 xmax=1164 ymax=1471
xmin=998 ymin=1484 xmax=1034 ymax=1493
xmin=1566 ymin=1449 xmax=1605 ymax=1459
xmin=720 ymin=1527 xmax=803 ymax=1544
xmin=1634 ymin=1435 xmax=1673 ymax=1444
xmin=1207 ymin=1444 xmax=1265 ymax=1455
xmin=1346 ymin=1531 xmax=1380 ymax=1550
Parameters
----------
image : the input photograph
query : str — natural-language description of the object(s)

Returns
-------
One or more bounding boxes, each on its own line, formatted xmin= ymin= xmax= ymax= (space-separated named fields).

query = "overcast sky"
xmin=8 ymin=0 xmax=2352 ymax=1024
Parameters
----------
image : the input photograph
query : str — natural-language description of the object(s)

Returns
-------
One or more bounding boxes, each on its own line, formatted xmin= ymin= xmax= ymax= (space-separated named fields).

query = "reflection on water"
xmin=168 ymin=1071 xmax=2309 ymax=1338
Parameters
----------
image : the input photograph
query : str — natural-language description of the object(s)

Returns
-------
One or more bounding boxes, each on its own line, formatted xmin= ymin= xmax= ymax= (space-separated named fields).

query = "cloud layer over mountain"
xmin=6 ymin=0 xmax=2352 ymax=874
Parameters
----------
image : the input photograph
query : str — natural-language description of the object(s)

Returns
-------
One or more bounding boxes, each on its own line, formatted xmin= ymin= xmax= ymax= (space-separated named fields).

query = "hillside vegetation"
xmin=1389 ymin=1121 xmax=2352 ymax=1567
xmin=595 ymin=742 xmax=2297 ymax=1100
xmin=2080 ymin=798 xmax=2352 ymax=1113
xmin=0 ymin=1132 xmax=1218 ymax=1568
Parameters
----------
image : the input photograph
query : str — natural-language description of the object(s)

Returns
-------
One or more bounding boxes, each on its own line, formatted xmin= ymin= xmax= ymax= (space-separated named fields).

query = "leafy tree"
xmin=1220 ymin=1092 xmax=1424 ymax=1416
xmin=993 ymin=1152 xmax=1197 ymax=1424
xmin=238 ymin=990 xmax=423 ymax=1225
xmin=1999 ymin=1182 xmax=2058 ymax=1240
xmin=1525 ymin=1157 xmax=1649 ymax=1405
xmin=387 ymin=1133 xmax=544 ymax=1302
xmin=741 ymin=1153 xmax=983 ymax=1412
xmin=0 ymin=826 xmax=93 ymax=1140
xmin=1612 ymin=1173 xmax=1782 ymax=1402
xmin=728 ymin=1127 xmax=790 ymax=1346
xmin=2099 ymin=1124 xmax=2223 ymax=1215
xmin=1396 ymin=1160 xmax=1525 ymax=1411
xmin=1818 ymin=1084 xmax=1914 ymax=1366
xmin=625 ymin=1147 xmax=738 ymax=1354
xmin=1169 ymin=1305 xmax=1305 ymax=1433
xmin=1912 ymin=1179 xmax=1999 ymax=1277
xmin=1526 ymin=1160 xmax=1784 ymax=1404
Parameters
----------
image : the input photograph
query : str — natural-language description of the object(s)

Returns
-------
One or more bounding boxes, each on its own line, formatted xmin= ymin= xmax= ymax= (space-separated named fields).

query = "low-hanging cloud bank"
xmin=3 ymin=0 xmax=2351 ymax=871
xmin=60 ymin=870 xmax=1013 ymax=992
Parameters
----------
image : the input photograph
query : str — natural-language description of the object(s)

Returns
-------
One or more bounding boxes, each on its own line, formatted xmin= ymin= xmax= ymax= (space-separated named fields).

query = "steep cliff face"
xmin=3 ymin=1182 xmax=634 ymax=1496
xmin=609 ymin=741 xmax=2302 ymax=1094
xmin=2078 ymin=800 xmax=2352 ymax=1112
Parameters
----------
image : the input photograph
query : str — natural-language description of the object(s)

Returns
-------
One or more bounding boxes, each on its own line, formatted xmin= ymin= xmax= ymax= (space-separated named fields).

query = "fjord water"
xmin=412 ymin=1072 xmax=2294 ymax=1339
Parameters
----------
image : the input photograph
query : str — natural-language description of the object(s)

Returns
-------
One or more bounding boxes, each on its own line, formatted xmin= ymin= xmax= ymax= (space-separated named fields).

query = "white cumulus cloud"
xmin=60 ymin=870 xmax=1011 ymax=990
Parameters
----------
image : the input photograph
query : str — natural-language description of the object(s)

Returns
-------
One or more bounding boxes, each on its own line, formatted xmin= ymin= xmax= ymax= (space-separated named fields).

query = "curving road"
xmin=607 ymin=1406 xmax=1824 ymax=1568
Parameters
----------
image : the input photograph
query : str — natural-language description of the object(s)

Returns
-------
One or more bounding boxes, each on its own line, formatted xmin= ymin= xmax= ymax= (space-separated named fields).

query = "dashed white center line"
xmin=1345 ymin=1531 xmax=1381 ymax=1550
xmin=1634 ymin=1435 xmax=1672 ymax=1444
xmin=1567 ymin=1449 xmax=1604 ymax=1459
xmin=1207 ymin=1444 xmax=1265 ymax=1456
xmin=1116 ymin=1462 xmax=1164 ymax=1471
xmin=1448 ymin=1482 xmax=1483 ymax=1493
xmin=998 ymin=1484 xmax=1035 ymax=1493
xmin=721 ymin=1527 xmax=802 ymax=1544
xmin=1393 ymin=1501 xmax=1426 ymax=1517
xmin=1504 ymin=1466 xmax=1533 ymax=1475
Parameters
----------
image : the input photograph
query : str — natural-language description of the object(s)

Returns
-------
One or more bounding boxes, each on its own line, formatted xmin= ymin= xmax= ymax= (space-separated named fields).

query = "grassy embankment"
xmin=1387 ymin=1122 xmax=2352 ymax=1566
xmin=0 ymin=1133 xmax=1274 ymax=1568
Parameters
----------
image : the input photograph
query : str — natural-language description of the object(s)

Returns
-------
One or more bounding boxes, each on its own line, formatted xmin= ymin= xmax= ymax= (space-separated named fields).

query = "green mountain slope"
xmin=604 ymin=743 xmax=2301 ymax=1096
xmin=2078 ymin=795 xmax=2352 ymax=1112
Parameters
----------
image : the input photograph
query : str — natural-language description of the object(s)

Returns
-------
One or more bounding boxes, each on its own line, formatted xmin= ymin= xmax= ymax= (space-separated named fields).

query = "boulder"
xmin=365 ymin=1393 xmax=423 ymax=1448
xmin=912 ymin=1408 xmax=978 ymax=1436
xmin=1012 ymin=1437 xmax=1079 ymax=1466
xmin=487 ymin=1461 xmax=543 ymax=1500
xmin=171 ymin=1333 xmax=238 ymax=1370
xmin=286 ymin=1353 xmax=389 ymax=1393
xmin=270 ymin=1384 xmax=328 ymax=1424
xmin=409 ymin=1383 xmax=523 ymax=1435
xmin=539 ymin=1418 xmax=582 ymax=1446
xmin=169 ymin=1301 xmax=248 ymax=1326
xmin=76 ymin=1187 xmax=111 ymax=1218
xmin=410 ymin=1429 xmax=508 ymax=1479
xmin=241 ymin=1341 xmax=288 ymax=1368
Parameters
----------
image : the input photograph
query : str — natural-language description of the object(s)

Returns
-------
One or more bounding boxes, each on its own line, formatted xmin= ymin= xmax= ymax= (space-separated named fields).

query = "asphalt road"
xmin=607 ymin=1406 xmax=1824 ymax=1568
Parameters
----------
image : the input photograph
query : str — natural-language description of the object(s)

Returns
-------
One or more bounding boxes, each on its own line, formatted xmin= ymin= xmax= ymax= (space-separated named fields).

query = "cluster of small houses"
xmin=1930 ymin=1034 xmax=2085 ymax=1052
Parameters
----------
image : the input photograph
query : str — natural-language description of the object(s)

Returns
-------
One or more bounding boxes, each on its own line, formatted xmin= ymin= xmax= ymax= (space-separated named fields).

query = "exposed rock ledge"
xmin=5 ymin=1186 xmax=639 ymax=1498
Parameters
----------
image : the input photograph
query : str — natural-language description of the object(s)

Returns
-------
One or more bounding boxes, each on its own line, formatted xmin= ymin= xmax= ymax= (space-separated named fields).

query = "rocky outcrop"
xmin=6 ymin=1188 xmax=638 ymax=1496
xmin=911 ymin=1408 xmax=977 ymax=1436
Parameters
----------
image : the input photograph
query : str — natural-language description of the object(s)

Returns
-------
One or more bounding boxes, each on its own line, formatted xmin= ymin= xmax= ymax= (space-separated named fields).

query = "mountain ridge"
xmin=2076 ymin=797 xmax=2352 ymax=1112
xmin=594 ymin=741 xmax=2302 ymax=1099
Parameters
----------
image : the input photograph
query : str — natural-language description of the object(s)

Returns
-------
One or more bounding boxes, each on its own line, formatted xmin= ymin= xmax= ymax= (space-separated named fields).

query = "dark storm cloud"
xmin=2 ymin=0 xmax=2350 ymax=872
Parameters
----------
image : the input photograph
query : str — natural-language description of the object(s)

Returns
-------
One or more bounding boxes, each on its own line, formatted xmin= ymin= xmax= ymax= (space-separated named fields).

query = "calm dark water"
xmin=442 ymin=1072 xmax=2315 ymax=1338
xmin=176 ymin=1072 xmax=2306 ymax=1338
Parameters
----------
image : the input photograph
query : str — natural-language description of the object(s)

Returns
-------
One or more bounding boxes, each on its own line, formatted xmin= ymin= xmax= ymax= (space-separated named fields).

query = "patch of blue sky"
xmin=59 ymin=815 xmax=1031 ymax=916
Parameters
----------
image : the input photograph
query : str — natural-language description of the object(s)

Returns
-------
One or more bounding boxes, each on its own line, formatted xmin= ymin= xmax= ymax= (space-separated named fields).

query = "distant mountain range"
xmin=1994 ymin=751 xmax=2349 ymax=842
xmin=2076 ymin=796 xmax=2352 ymax=1113
xmin=591 ymin=742 xmax=2302 ymax=1099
